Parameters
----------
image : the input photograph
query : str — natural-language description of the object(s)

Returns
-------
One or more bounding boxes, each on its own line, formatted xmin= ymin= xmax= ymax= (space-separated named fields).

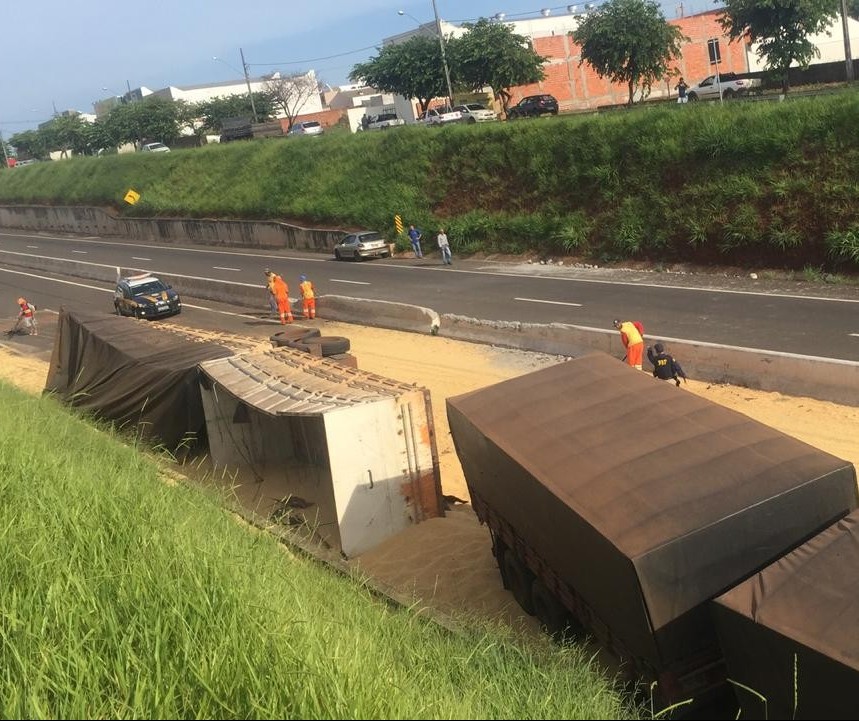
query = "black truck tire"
xmin=502 ymin=549 xmax=535 ymax=615
xmin=270 ymin=328 xmax=321 ymax=347
xmin=288 ymin=336 xmax=351 ymax=357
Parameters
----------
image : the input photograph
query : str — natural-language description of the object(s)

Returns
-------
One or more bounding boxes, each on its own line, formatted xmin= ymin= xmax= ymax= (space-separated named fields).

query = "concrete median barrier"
xmin=319 ymin=295 xmax=440 ymax=335
xmin=439 ymin=313 xmax=859 ymax=406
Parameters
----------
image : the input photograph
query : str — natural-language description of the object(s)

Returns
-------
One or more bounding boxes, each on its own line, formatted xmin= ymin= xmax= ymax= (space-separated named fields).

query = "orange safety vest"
xmin=619 ymin=321 xmax=643 ymax=347
xmin=299 ymin=280 xmax=314 ymax=300
xmin=272 ymin=276 xmax=289 ymax=301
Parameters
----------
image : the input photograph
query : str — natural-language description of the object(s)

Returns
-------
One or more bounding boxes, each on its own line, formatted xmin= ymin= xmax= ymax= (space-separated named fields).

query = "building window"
xmin=708 ymin=38 xmax=722 ymax=65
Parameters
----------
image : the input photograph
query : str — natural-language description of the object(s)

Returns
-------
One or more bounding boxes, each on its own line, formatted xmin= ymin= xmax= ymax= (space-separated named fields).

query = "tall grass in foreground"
xmin=0 ymin=382 xmax=637 ymax=719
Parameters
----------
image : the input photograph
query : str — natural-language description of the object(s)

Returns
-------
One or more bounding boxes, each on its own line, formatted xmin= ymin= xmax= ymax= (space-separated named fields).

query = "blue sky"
xmin=0 ymin=0 xmax=712 ymax=134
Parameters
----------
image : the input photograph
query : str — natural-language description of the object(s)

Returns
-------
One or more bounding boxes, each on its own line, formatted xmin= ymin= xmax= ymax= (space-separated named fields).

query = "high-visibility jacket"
xmin=272 ymin=276 xmax=289 ymax=301
xmin=299 ymin=280 xmax=315 ymax=300
xmin=619 ymin=321 xmax=643 ymax=348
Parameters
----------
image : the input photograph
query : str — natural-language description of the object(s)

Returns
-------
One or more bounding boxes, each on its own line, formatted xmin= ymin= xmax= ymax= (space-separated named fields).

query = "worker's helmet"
xmin=300 ymin=274 xmax=307 ymax=282
xmin=612 ymin=319 xmax=621 ymax=328
xmin=17 ymin=297 xmax=26 ymax=305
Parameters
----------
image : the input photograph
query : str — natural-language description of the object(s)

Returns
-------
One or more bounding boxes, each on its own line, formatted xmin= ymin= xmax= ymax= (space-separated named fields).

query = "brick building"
xmin=511 ymin=10 xmax=749 ymax=110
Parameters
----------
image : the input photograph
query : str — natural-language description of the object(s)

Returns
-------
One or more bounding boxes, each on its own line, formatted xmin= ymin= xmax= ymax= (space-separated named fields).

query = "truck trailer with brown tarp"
xmin=712 ymin=509 xmax=859 ymax=720
xmin=44 ymin=308 xmax=233 ymax=452
xmin=446 ymin=353 xmax=857 ymax=705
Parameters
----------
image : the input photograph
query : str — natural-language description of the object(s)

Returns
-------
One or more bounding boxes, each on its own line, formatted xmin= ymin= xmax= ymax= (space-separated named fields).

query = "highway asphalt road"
xmin=1 ymin=229 xmax=859 ymax=361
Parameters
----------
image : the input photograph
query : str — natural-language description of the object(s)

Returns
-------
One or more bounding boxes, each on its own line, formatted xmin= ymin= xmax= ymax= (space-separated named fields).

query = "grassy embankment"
xmin=2 ymin=91 xmax=859 ymax=271
xmin=0 ymin=380 xmax=637 ymax=719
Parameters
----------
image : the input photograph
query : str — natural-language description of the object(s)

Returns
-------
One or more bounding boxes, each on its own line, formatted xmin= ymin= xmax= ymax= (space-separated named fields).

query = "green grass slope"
xmin=0 ymin=382 xmax=636 ymax=719
xmin=2 ymin=92 xmax=859 ymax=271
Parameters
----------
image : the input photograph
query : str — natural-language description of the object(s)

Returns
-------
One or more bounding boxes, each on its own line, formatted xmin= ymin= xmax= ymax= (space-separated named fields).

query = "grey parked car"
xmin=333 ymin=231 xmax=390 ymax=261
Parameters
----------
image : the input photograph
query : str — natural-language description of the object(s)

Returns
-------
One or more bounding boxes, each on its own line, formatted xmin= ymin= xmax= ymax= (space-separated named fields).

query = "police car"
xmin=114 ymin=273 xmax=182 ymax=319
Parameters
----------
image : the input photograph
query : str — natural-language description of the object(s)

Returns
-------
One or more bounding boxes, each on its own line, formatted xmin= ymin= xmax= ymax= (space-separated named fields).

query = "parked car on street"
xmin=453 ymin=103 xmax=498 ymax=123
xmin=418 ymin=107 xmax=463 ymax=126
xmin=333 ymin=231 xmax=390 ymax=261
xmin=507 ymin=94 xmax=559 ymax=118
xmin=363 ymin=112 xmax=406 ymax=131
xmin=686 ymin=73 xmax=762 ymax=101
xmin=114 ymin=273 xmax=181 ymax=319
xmin=288 ymin=121 xmax=324 ymax=136
xmin=140 ymin=142 xmax=170 ymax=153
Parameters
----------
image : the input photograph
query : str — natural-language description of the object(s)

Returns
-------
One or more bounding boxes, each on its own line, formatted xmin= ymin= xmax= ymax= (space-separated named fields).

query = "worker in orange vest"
xmin=270 ymin=273 xmax=293 ymax=325
xmin=613 ymin=318 xmax=644 ymax=370
xmin=298 ymin=274 xmax=316 ymax=319
xmin=16 ymin=297 xmax=38 ymax=336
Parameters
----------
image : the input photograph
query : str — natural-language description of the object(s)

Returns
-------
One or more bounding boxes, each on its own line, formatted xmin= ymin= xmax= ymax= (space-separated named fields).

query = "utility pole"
xmin=841 ymin=0 xmax=854 ymax=82
xmin=240 ymin=48 xmax=259 ymax=123
xmin=431 ymin=0 xmax=455 ymax=108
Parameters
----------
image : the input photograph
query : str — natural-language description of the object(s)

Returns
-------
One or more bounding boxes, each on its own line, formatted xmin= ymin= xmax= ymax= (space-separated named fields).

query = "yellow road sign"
xmin=124 ymin=189 xmax=141 ymax=205
xmin=394 ymin=214 xmax=403 ymax=235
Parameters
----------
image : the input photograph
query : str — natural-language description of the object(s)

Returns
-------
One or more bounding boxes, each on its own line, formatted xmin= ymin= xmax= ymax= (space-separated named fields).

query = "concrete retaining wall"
xmin=0 ymin=205 xmax=345 ymax=252
xmin=2 ymin=244 xmax=857 ymax=406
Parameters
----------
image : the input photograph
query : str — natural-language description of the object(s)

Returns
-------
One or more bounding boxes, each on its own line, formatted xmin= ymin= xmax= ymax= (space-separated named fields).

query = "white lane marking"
xmin=26 ymin=245 xmax=39 ymax=249
xmin=850 ymin=333 xmax=859 ymax=338
xmin=0 ymin=267 xmax=112 ymax=293
xmin=132 ymin=256 xmax=151 ymax=261
xmin=330 ymin=279 xmax=371 ymax=285
xmin=0 ymin=231 xmax=326 ymax=264
xmin=515 ymin=297 xmax=582 ymax=307
xmin=182 ymin=303 xmax=280 ymax=323
xmin=71 ymin=250 xmax=87 ymax=254
xmin=213 ymin=266 xmax=242 ymax=272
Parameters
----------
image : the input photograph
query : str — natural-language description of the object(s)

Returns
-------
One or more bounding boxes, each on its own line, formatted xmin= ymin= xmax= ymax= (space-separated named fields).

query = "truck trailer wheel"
xmin=531 ymin=578 xmax=578 ymax=642
xmin=502 ymin=549 xmax=535 ymax=615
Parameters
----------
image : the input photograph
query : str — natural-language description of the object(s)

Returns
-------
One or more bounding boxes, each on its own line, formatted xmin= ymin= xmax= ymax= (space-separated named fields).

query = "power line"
xmin=249 ymin=43 xmax=381 ymax=68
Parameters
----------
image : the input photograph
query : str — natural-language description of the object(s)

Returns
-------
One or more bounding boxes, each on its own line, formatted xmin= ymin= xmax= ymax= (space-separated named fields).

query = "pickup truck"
xmin=363 ymin=112 xmax=406 ymax=131
xmin=686 ymin=72 xmax=762 ymax=100
xmin=418 ymin=107 xmax=462 ymax=126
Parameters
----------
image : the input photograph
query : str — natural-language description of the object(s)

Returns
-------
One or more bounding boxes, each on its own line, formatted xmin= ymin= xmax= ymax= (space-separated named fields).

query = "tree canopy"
xmin=351 ymin=34 xmax=450 ymax=114
xmin=719 ymin=0 xmax=840 ymax=94
xmin=449 ymin=18 xmax=546 ymax=112
xmin=572 ymin=0 xmax=686 ymax=106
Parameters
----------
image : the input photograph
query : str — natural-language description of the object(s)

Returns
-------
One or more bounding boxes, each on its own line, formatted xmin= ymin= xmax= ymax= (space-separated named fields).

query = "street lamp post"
xmin=431 ymin=0 xmax=455 ymax=108
xmin=398 ymin=3 xmax=455 ymax=108
xmin=214 ymin=52 xmax=259 ymax=123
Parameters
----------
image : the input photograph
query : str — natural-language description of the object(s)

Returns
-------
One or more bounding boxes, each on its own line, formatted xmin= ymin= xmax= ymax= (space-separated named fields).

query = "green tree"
xmin=449 ymin=18 xmax=547 ymax=114
xmin=104 ymin=96 xmax=182 ymax=148
xmin=849 ymin=0 xmax=859 ymax=19
xmin=40 ymin=114 xmax=92 ymax=158
xmin=8 ymin=129 xmax=49 ymax=161
xmin=194 ymin=93 xmax=275 ymax=132
xmin=719 ymin=0 xmax=840 ymax=94
xmin=351 ymin=34 xmax=449 ymax=114
xmin=572 ymin=0 xmax=686 ymax=106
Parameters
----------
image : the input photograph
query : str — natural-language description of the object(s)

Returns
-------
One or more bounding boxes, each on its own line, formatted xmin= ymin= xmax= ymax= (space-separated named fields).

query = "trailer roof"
xmin=199 ymin=348 xmax=420 ymax=415
xmin=447 ymin=353 xmax=857 ymax=631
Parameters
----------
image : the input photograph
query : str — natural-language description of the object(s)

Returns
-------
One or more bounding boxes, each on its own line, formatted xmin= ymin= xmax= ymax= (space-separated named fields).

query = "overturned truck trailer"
xmin=198 ymin=349 xmax=444 ymax=558
xmin=446 ymin=353 xmax=857 ymax=705
xmin=44 ymin=308 xmax=232 ymax=451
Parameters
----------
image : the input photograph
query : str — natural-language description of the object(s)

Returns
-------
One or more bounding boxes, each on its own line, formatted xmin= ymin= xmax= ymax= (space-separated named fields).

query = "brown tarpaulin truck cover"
xmin=447 ymin=353 xmax=857 ymax=679
xmin=44 ymin=308 xmax=233 ymax=451
xmin=713 ymin=509 xmax=859 ymax=720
